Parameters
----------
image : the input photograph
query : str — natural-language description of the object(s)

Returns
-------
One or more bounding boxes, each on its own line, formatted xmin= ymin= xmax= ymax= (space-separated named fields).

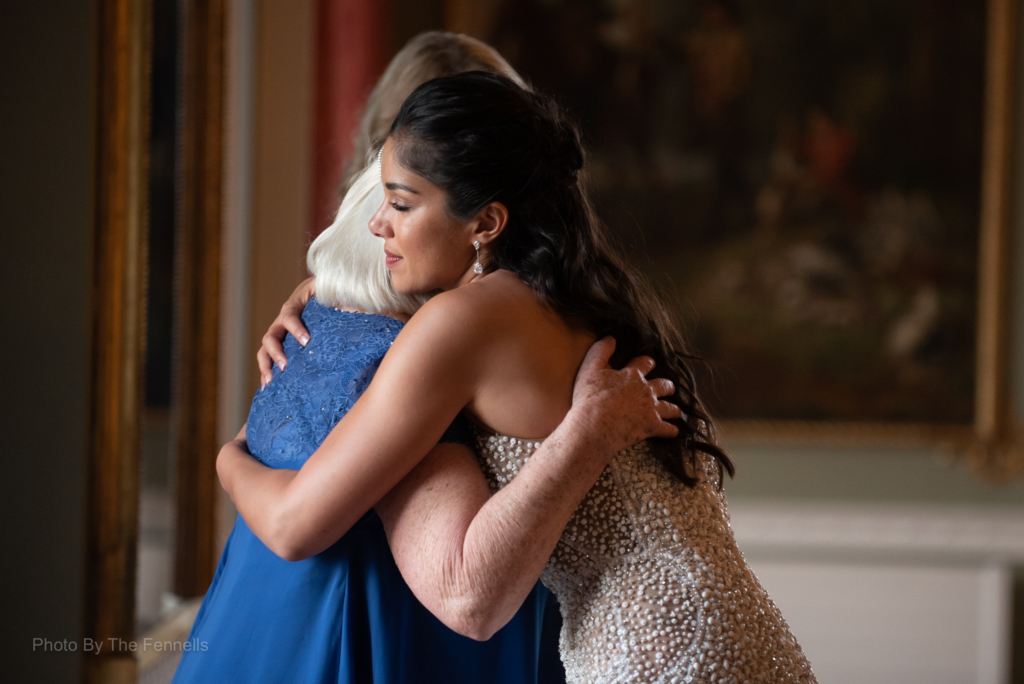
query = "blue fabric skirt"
xmin=173 ymin=510 xmax=564 ymax=684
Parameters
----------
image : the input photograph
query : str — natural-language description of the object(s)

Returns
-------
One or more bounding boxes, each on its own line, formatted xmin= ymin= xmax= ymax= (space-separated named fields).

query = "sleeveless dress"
xmin=173 ymin=299 xmax=565 ymax=684
xmin=473 ymin=430 xmax=816 ymax=684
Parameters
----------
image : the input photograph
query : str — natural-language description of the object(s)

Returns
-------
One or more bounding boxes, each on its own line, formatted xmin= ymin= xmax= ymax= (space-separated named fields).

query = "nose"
xmin=369 ymin=198 xmax=390 ymax=238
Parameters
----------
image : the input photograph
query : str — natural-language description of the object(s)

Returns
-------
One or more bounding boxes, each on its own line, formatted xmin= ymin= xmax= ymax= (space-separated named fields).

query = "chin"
xmin=390 ymin=274 xmax=418 ymax=295
xmin=391 ymin=269 xmax=443 ymax=296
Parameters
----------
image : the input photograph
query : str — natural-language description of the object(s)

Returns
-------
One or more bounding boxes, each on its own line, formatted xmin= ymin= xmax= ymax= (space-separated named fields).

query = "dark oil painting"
xmin=453 ymin=0 xmax=986 ymax=423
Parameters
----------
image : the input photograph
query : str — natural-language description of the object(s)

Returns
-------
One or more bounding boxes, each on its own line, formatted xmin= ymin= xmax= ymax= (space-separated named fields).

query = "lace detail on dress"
xmin=247 ymin=300 xmax=405 ymax=467
xmin=474 ymin=430 xmax=816 ymax=684
xmin=245 ymin=298 xmax=473 ymax=466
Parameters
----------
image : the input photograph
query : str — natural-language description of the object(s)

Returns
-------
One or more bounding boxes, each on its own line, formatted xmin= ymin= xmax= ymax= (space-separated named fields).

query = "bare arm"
xmin=221 ymin=294 xmax=486 ymax=560
xmin=223 ymin=292 xmax=677 ymax=582
xmin=375 ymin=339 xmax=679 ymax=640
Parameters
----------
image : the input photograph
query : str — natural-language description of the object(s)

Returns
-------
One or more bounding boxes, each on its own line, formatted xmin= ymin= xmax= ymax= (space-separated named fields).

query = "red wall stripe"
xmin=312 ymin=0 xmax=389 ymax=238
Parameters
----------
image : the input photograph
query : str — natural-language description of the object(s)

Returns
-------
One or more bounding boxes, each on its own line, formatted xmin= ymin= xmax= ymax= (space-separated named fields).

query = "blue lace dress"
xmin=173 ymin=299 xmax=564 ymax=684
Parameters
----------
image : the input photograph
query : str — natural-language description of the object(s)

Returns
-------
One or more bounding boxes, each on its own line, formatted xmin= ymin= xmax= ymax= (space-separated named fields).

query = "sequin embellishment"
xmin=473 ymin=431 xmax=816 ymax=684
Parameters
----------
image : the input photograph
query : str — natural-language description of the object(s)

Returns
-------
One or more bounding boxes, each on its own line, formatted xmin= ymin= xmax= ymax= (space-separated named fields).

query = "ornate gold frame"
xmin=85 ymin=1 xmax=150 ymax=681
xmin=720 ymin=0 xmax=1020 ymax=481
xmin=172 ymin=0 xmax=226 ymax=602
xmin=84 ymin=1 xmax=225 ymax=681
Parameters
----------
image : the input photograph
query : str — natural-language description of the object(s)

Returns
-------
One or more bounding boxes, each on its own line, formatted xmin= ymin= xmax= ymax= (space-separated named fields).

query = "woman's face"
xmin=369 ymin=138 xmax=477 ymax=294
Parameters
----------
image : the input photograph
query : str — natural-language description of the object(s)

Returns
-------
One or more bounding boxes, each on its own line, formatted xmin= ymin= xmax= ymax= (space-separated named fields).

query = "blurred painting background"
xmin=453 ymin=0 xmax=985 ymax=422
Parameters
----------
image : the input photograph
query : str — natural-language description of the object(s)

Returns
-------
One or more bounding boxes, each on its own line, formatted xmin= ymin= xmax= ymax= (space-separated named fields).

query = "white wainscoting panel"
xmin=748 ymin=560 xmax=1010 ymax=684
xmin=729 ymin=502 xmax=1021 ymax=684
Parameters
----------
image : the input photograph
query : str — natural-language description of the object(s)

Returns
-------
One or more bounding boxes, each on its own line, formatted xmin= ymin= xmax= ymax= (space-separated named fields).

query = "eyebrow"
xmin=385 ymin=182 xmax=420 ymax=195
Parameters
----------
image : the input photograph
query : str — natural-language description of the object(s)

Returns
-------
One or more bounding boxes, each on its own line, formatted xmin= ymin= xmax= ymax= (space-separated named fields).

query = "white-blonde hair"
xmin=307 ymin=159 xmax=426 ymax=316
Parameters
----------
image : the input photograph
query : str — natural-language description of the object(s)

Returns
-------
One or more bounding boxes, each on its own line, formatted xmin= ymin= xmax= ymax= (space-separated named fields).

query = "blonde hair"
xmin=307 ymin=160 xmax=426 ymax=316
xmin=309 ymin=32 xmax=525 ymax=316
xmin=342 ymin=31 xmax=526 ymax=191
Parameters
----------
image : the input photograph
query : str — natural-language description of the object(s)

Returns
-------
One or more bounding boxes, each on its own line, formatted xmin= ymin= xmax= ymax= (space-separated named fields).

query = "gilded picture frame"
xmin=721 ymin=0 xmax=1019 ymax=480
xmin=85 ymin=0 xmax=225 ymax=681
xmin=447 ymin=0 xmax=1020 ymax=477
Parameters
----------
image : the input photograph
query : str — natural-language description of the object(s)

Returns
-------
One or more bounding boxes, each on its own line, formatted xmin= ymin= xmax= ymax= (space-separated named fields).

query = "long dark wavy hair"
xmin=389 ymin=71 xmax=734 ymax=487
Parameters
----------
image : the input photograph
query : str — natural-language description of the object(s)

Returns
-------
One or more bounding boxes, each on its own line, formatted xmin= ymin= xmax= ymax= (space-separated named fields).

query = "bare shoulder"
xmin=379 ymin=271 xmax=548 ymax=393
xmin=376 ymin=274 xmax=515 ymax=381
xmin=403 ymin=270 xmax=531 ymax=341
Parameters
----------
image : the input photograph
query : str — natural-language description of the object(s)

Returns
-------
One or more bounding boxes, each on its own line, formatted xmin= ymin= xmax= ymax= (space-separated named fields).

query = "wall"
xmin=0 ymin=2 xmax=95 ymax=681
xmin=727 ymin=444 xmax=1024 ymax=504
xmin=722 ymin=11 xmax=1024 ymax=680
xmin=245 ymin=0 xmax=317 ymax=400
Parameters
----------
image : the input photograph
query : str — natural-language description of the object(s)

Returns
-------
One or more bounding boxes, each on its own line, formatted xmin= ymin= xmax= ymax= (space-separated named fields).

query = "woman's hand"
xmin=565 ymin=337 xmax=682 ymax=457
xmin=257 ymin=277 xmax=316 ymax=388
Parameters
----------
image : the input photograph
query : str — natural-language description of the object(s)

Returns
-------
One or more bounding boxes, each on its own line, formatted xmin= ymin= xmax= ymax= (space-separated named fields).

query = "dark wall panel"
xmin=0 ymin=1 xmax=95 ymax=680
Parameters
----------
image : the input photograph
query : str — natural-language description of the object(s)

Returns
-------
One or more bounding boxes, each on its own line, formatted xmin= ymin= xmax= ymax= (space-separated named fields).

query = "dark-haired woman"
xmin=223 ymin=72 xmax=815 ymax=683
xmin=173 ymin=34 xmax=602 ymax=684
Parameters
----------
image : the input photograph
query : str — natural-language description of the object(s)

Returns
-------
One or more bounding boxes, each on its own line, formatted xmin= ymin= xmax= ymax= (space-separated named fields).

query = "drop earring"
xmin=473 ymin=240 xmax=484 ymax=275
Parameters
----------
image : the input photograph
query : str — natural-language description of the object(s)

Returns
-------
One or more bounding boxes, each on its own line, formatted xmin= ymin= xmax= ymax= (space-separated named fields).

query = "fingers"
xmin=257 ymin=283 xmax=310 ymax=390
xmin=622 ymin=355 xmax=656 ymax=379
xmin=261 ymin=331 xmax=288 ymax=374
xmin=656 ymin=399 xmax=683 ymax=421
xmin=275 ymin=277 xmax=313 ymax=347
xmin=257 ymin=348 xmax=273 ymax=388
xmin=650 ymin=421 xmax=681 ymax=439
xmin=653 ymin=399 xmax=683 ymax=441
xmin=649 ymin=378 xmax=675 ymax=398
xmin=282 ymin=310 xmax=310 ymax=346
xmin=578 ymin=337 xmax=617 ymax=374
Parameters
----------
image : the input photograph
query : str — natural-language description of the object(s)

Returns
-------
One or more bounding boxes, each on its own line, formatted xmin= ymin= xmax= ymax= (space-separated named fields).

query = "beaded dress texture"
xmin=474 ymin=431 xmax=816 ymax=684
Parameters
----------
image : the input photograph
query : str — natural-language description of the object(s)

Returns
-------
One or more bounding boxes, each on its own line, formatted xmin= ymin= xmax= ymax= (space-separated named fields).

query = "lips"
xmin=384 ymin=249 xmax=402 ymax=268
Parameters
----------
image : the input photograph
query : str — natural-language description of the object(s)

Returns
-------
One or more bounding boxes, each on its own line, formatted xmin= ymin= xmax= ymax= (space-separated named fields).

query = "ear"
xmin=469 ymin=201 xmax=509 ymax=246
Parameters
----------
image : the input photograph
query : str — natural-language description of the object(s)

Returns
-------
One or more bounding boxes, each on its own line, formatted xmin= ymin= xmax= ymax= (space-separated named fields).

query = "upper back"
xmin=247 ymin=300 xmax=406 ymax=468
xmin=437 ymin=270 xmax=595 ymax=439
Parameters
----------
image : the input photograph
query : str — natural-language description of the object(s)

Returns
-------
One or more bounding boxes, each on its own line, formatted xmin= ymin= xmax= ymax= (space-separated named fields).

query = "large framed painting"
xmin=447 ymin=0 xmax=1019 ymax=470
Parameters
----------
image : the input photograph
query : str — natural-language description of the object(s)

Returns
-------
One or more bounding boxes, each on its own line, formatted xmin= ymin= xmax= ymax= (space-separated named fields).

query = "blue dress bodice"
xmin=174 ymin=299 xmax=564 ymax=684
xmin=245 ymin=303 xmax=410 ymax=468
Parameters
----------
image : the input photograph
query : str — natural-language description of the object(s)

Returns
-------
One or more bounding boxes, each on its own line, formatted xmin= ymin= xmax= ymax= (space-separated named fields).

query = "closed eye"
xmin=390 ymin=201 xmax=410 ymax=212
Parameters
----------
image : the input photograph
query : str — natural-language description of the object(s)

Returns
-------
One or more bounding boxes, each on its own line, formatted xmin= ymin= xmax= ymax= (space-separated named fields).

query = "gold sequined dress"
xmin=473 ymin=430 xmax=816 ymax=684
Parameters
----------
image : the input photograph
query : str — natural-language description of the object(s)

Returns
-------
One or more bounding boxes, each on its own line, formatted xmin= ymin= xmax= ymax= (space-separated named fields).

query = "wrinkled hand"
xmin=568 ymin=337 xmax=681 ymax=456
xmin=257 ymin=277 xmax=316 ymax=388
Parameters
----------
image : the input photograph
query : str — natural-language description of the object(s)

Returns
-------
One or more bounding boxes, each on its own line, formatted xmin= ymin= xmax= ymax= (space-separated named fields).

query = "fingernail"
xmin=300 ymin=335 xmax=309 ymax=346
xmin=279 ymin=361 xmax=286 ymax=370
